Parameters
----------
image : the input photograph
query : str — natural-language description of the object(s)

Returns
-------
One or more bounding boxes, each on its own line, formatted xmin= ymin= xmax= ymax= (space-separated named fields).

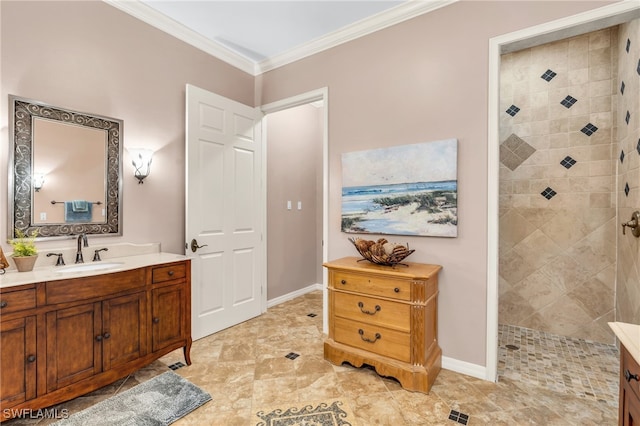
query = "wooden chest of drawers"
xmin=324 ymin=256 xmax=442 ymax=393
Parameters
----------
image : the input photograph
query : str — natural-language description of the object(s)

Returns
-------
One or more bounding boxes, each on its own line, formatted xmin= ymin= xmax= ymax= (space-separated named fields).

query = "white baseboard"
xmin=441 ymin=356 xmax=489 ymax=381
xmin=267 ymin=283 xmax=323 ymax=308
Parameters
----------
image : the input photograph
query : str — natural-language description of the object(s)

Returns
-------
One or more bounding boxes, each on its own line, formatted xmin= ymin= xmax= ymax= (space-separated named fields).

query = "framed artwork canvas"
xmin=341 ymin=138 xmax=457 ymax=237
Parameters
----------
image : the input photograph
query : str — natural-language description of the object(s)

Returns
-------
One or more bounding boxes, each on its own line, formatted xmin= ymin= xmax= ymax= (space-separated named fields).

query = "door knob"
xmin=622 ymin=211 xmax=640 ymax=237
xmin=190 ymin=239 xmax=208 ymax=252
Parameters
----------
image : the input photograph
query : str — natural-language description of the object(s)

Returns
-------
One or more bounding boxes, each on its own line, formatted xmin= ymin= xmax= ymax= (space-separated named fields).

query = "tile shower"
xmin=499 ymin=27 xmax=618 ymax=344
xmin=617 ymin=19 xmax=640 ymax=327
xmin=498 ymin=21 xmax=640 ymax=401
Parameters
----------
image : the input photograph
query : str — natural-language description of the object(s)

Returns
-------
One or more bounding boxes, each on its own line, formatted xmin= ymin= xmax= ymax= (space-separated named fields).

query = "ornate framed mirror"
xmin=8 ymin=95 xmax=123 ymax=240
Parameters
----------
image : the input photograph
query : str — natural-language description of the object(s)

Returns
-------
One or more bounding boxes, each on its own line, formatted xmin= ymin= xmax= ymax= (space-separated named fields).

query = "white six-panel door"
xmin=186 ymin=84 xmax=264 ymax=340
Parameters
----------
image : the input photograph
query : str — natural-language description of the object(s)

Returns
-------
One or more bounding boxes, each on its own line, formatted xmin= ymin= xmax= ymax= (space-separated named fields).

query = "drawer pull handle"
xmin=0 ymin=300 xmax=6 ymax=308
xmin=625 ymin=369 xmax=639 ymax=382
xmin=341 ymin=280 xmax=347 ymax=285
xmin=394 ymin=288 xmax=400 ymax=293
xmin=27 ymin=355 xmax=36 ymax=363
xmin=358 ymin=301 xmax=381 ymax=315
xmin=358 ymin=329 xmax=381 ymax=343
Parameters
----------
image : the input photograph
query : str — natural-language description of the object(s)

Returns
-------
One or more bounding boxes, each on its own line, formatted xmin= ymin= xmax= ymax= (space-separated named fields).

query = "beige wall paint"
xmin=259 ymin=1 xmax=615 ymax=365
xmin=266 ymin=104 xmax=324 ymax=299
xmin=0 ymin=0 xmax=253 ymax=253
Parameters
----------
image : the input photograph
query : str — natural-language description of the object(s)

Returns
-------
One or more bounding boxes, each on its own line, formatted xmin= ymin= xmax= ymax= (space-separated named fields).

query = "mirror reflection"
xmin=32 ymin=118 xmax=107 ymax=224
xmin=9 ymin=95 xmax=123 ymax=240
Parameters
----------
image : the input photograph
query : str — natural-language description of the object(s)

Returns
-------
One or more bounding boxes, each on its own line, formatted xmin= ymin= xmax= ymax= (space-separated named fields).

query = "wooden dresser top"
xmin=323 ymin=256 xmax=442 ymax=280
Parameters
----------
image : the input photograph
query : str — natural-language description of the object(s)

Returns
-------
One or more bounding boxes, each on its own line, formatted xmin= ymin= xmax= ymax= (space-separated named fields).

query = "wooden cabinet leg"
xmin=183 ymin=339 xmax=192 ymax=365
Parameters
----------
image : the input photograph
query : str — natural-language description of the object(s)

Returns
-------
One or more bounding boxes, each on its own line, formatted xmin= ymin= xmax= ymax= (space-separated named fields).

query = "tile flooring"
xmin=498 ymin=323 xmax=620 ymax=406
xmin=7 ymin=291 xmax=620 ymax=425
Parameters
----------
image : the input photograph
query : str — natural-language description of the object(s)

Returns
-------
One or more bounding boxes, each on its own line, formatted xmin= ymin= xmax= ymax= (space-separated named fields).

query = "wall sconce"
xmin=33 ymin=173 xmax=45 ymax=192
xmin=129 ymin=148 xmax=154 ymax=184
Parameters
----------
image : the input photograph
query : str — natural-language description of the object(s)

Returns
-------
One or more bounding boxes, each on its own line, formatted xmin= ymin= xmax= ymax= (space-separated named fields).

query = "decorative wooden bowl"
xmin=348 ymin=237 xmax=415 ymax=267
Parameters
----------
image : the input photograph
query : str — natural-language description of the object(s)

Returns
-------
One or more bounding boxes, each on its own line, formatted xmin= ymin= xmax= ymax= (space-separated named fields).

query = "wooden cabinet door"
xmin=0 ymin=316 xmax=36 ymax=409
xmin=46 ymin=303 xmax=102 ymax=392
xmin=151 ymin=285 xmax=185 ymax=352
xmin=102 ymin=292 xmax=147 ymax=371
xmin=622 ymin=385 xmax=640 ymax=425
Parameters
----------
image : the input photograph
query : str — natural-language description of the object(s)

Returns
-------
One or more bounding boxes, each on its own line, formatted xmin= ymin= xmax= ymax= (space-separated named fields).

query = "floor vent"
xmin=448 ymin=410 xmax=469 ymax=425
xmin=307 ymin=313 xmax=317 ymax=317
xmin=285 ymin=352 xmax=300 ymax=360
xmin=167 ymin=362 xmax=185 ymax=370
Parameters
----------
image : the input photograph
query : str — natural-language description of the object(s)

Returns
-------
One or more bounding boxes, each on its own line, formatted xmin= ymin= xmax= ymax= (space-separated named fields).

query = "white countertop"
xmin=609 ymin=322 xmax=640 ymax=365
xmin=0 ymin=252 xmax=188 ymax=289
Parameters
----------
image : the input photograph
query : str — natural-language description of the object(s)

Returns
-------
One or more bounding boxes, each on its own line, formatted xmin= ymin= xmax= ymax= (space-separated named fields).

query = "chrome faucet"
xmin=75 ymin=233 xmax=89 ymax=263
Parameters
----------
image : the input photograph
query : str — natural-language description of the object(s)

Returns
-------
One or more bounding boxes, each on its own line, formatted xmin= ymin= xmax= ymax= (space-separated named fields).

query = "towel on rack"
xmin=65 ymin=201 xmax=92 ymax=223
xmin=71 ymin=200 xmax=89 ymax=212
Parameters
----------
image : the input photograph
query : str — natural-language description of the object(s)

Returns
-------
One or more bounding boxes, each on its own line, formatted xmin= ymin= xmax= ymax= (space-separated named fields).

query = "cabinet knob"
xmin=0 ymin=300 xmax=6 ymax=308
xmin=394 ymin=288 xmax=400 ymax=293
xmin=168 ymin=270 xmax=175 ymax=276
xmin=625 ymin=369 xmax=639 ymax=382
xmin=95 ymin=335 xmax=103 ymax=342
xmin=26 ymin=355 xmax=36 ymax=363
xmin=103 ymin=332 xmax=111 ymax=339
xmin=341 ymin=280 xmax=347 ymax=285
xmin=153 ymin=317 xmax=160 ymax=324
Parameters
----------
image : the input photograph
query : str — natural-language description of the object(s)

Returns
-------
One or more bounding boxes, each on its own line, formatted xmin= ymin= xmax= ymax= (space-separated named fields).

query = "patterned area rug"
xmin=255 ymin=399 xmax=354 ymax=426
xmin=52 ymin=371 xmax=211 ymax=426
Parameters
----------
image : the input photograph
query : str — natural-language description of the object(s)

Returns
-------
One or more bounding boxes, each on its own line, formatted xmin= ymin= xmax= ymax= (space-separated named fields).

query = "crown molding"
xmin=258 ymin=0 xmax=458 ymax=73
xmin=103 ymin=0 xmax=257 ymax=75
xmin=104 ymin=0 xmax=457 ymax=76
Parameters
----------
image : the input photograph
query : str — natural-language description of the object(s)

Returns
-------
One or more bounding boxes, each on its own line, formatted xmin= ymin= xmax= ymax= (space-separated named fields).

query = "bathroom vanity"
xmin=324 ymin=256 xmax=442 ymax=393
xmin=610 ymin=322 xmax=640 ymax=425
xmin=0 ymin=254 xmax=191 ymax=422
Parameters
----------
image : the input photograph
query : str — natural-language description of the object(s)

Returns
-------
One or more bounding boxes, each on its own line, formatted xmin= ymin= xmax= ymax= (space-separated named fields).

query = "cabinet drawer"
xmin=333 ymin=316 xmax=410 ymax=363
xmin=333 ymin=291 xmax=410 ymax=332
xmin=46 ymin=269 xmax=145 ymax=304
xmin=331 ymin=271 xmax=410 ymax=301
xmin=152 ymin=263 xmax=186 ymax=284
xmin=0 ymin=288 xmax=36 ymax=313
xmin=623 ymin=345 xmax=640 ymax=402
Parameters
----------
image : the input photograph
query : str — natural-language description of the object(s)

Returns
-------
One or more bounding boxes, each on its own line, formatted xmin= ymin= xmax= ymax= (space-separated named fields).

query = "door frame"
xmin=486 ymin=2 xmax=640 ymax=382
xmin=261 ymin=87 xmax=329 ymax=332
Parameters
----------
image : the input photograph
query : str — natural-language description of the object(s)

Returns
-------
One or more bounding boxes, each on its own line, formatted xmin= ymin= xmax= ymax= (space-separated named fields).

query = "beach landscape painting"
xmin=341 ymin=139 xmax=457 ymax=237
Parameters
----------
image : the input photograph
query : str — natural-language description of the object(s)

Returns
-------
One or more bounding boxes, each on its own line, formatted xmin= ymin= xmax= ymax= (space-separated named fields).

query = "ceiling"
xmin=141 ymin=1 xmax=405 ymax=62
xmin=106 ymin=0 xmax=456 ymax=75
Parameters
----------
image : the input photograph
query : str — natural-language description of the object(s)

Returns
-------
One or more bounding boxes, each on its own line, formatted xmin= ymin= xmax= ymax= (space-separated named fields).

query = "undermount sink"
xmin=56 ymin=262 xmax=124 ymax=273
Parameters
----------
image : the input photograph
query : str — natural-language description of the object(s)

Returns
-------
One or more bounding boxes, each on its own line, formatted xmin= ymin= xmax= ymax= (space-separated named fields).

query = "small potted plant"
xmin=9 ymin=229 xmax=39 ymax=272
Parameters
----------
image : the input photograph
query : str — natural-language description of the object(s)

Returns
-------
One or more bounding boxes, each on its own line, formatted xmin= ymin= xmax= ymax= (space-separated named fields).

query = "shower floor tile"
xmin=498 ymin=324 xmax=620 ymax=407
